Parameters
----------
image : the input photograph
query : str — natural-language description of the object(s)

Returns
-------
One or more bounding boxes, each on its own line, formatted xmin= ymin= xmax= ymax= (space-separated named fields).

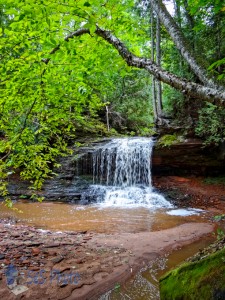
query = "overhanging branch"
xmin=41 ymin=26 xmax=225 ymax=106
xmin=149 ymin=0 xmax=222 ymax=90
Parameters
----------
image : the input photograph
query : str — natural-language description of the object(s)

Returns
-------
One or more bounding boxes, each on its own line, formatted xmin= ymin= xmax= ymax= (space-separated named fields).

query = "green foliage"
xmin=215 ymin=228 xmax=225 ymax=240
xmin=160 ymin=247 xmax=225 ymax=300
xmin=162 ymin=0 xmax=225 ymax=130
xmin=214 ymin=215 xmax=225 ymax=222
xmin=204 ymin=176 xmax=225 ymax=185
xmin=0 ymin=0 xmax=152 ymax=202
xmin=137 ymin=126 xmax=156 ymax=137
xmin=157 ymin=134 xmax=182 ymax=148
xmin=196 ymin=103 xmax=225 ymax=145
xmin=114 ymin=283 xmax=121 ymax=292
xmin=209 ymin=57 xmax=225 ymax=80
xmin=105 ymin=69 xmax=154 ymax=134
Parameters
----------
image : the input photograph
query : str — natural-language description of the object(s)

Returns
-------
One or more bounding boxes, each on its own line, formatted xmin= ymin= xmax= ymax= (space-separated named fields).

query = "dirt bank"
xmin=153 ymin=176 xmax=225 ymax=213
xmin=0 ymin=219 xmax=214 ymax=300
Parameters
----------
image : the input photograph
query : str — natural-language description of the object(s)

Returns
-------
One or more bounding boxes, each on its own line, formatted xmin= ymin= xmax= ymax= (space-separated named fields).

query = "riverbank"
xmin=159 ymin=236 xmax=225 ymax=300
xmin=153 ymin=176 xmax=225 ymax=213
xmin=2 ymin=175 xmax=225 ymax=299
xmin=0 ymin=219 xmax=214 ymax=300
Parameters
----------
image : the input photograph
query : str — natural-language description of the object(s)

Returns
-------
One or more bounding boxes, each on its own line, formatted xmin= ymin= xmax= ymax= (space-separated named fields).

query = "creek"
xmin=0 ymin=137 xmax=217 ymax=299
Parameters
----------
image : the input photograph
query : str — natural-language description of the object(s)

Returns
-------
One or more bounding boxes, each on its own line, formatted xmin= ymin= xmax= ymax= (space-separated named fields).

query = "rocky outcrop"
xmin=152 ymin=138 xmax=225 ymax=176
xmin=5 ymin=138 xmax=225 ymax=201
xmin=6 ymin=139 xmax=108 ymax=202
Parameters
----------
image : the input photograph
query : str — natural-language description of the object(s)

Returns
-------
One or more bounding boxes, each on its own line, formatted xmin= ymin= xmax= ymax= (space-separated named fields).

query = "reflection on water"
xmin=0 ymin=201 xmax=209 ymax=233
xmin=100 ymin=237 xmax=214 ymax=300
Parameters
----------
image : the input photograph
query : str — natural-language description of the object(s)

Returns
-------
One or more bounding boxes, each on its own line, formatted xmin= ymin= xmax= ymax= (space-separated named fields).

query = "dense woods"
xmin=1 ymin=0 xmax=225 ymax=203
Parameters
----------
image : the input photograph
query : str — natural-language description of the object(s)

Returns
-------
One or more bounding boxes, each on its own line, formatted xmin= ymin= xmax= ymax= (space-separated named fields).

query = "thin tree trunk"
xmin=156 ymin=13 xmax=163 ymax=118
xmin=106 ymin=105 xmax=110 ymax=132
xmin=174 ymin=0 xmax=182 ymax=28
xmin=215 ymin=13 xmax=222 ymax=73
xmin=183 ymin=0 xmax=195 ymax=30
xmin=183 ymin=0 xmax=195 ymax=51
xmin=149 ymin=0 xmax=221 ymax=90
xmin=150 ymin=9 xmax=158 ymax=122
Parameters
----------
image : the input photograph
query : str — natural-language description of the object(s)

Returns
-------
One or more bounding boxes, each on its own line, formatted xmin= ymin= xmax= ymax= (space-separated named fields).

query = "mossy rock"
xmin=159 ymin=247 xmax=225 ymax=300
xmin=156 ymin=134 xmax=184 ymax=148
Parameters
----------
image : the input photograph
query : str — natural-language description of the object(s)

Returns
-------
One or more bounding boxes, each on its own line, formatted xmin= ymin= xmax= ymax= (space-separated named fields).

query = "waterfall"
xmin=81 ymin=137 xmax=172 ymax=208
xmin=93 ymin=138 xmax=152 ymax=187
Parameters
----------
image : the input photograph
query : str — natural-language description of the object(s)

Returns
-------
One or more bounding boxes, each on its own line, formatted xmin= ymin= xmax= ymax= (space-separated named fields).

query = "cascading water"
xmin=81 ymin=137 xmax=172 ymax=208
xmin=93 ymin=138 xmax=152 ymax=187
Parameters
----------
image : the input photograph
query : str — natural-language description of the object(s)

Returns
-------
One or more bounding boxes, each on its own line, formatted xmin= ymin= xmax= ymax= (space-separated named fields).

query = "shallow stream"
xmin=0 ymin=201 xmax=215 ymax=299
xmin=0 ymin=137 xmax=218 ymax=298
xmin=0 ymin=201 xmax=211 ymax=233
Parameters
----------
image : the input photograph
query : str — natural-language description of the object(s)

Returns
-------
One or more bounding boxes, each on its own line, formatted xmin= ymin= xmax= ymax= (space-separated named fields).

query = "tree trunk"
xmin=150 ymin=9 xmax=158 ymax=122
xmin=106 ymin=105 xmax=110 ymax=132
xmin=156 ymin=13 xmax=163 ymax=118
xmin=42 ymin=27 xmax=225 ymax=106
xmin=174 ymin=0 xmax=182 ymax=27
xmin=149 ymin=0 xmax=221 ymax=90
xmin=183 ymin=0 xmax=195 ymax=31
xmin=215 ymin=13 xmax=222 ymax=73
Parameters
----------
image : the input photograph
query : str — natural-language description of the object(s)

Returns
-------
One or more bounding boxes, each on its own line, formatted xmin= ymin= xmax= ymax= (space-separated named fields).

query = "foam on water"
xmin=167 ymin=208 xmax=204 ymax=216
xmin=83 ymin=185 xmax=172 ymax=208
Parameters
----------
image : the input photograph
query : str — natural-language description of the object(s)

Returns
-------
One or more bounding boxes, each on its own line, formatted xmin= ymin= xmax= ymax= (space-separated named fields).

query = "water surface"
xmin=0 ymin=201 xmax=210 ymax=233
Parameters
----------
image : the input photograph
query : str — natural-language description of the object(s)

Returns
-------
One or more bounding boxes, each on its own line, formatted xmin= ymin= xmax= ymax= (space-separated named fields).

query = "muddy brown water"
xmin=0 ymin=201 xmax=212 ymax=233
xmin=0 ymin=201 xmax=216 ymax=300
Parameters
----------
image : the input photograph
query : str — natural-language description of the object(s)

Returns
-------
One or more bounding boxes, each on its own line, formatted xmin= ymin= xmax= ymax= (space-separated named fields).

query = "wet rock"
xmin=43 ymin=243 xmax=60 ymax=248
xmin=32 ymin=248 xmax=40 ymax=256
xmin=26 ymin=242 xmax=42 ymax=247
xmin=59 ymin=282 xmax=68 ymax=288
xmin=11 ymin=285 xmax=29 ymax=295
xmin=4 ymin=260 xmax=10 ymax=265
xmin=23 ymin=249 xmax=32 ymax=254
xmin=28 ymin=266 xmax=40 ymax=271
xmin=152 ymin=139 xmax=225 ymax=176
xmin=11 ymin=233 xmax=20 ymax=238
xmin=51 ymin=257 xmax=64 ymax=264
xmin=47 ymin=250 xmax=57 ymax=256
xmin=74 ymin=258 xmax=84 ymax=264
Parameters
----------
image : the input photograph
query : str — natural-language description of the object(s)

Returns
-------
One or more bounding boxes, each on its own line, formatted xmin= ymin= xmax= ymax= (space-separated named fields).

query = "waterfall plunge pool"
xmin=0 ymin=137 xmax=219 ymax=299
xmin=0 ymin=201 xmax=210 ymax=234
xmin=0 ymin=201 xmax=215 ymax=300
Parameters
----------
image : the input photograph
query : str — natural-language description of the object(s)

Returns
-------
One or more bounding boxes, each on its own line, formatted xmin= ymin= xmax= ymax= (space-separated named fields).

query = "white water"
xmin=82 ymin=138 xmax=172 ymax=208
xmin=167 ymin=208 xmax=205 ymax=216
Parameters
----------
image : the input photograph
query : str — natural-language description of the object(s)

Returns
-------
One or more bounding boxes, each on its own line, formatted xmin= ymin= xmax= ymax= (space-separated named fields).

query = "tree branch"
xmin=149 ymin=0 xmax=221 ymax=90
xmin=41 ymin=26 xmax=225 ymax=106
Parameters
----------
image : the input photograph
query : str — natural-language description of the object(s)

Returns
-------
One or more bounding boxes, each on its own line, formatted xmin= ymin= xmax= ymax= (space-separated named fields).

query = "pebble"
xmin=51 ymin=257 xmax=64 ymax=264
